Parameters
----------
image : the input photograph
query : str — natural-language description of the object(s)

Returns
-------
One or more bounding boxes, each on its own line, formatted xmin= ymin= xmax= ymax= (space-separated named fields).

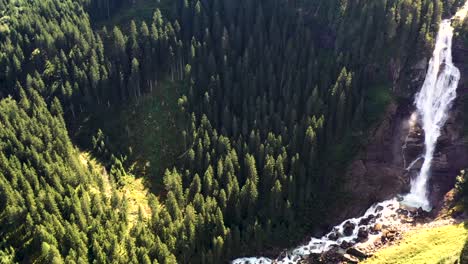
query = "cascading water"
xmin=402 ymin=19 xmax=461 ymax=210
xmin=233 ymin=3 xmax=467 ymax=263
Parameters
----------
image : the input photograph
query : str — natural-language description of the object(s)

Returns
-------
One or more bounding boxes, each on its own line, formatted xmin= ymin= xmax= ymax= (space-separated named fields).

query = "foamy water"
xmin=402 ymin=18 xmax=461 ymax=210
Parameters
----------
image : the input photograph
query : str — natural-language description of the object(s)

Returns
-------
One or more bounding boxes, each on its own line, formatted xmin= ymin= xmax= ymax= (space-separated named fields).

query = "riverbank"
xmin=297 ymin=189 xmax=466 ymax=263
xmin=363 ymin=221 xmax=468 ymax=264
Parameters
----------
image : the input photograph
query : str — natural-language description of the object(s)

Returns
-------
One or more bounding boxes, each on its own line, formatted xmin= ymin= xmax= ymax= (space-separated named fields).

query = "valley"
xmin=1 ymin=0 xmax=468 ymax=263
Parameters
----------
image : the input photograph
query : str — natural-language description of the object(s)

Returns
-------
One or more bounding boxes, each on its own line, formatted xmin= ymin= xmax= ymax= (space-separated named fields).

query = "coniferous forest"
xmin=1 ymin=0 xmax=468 ymax=263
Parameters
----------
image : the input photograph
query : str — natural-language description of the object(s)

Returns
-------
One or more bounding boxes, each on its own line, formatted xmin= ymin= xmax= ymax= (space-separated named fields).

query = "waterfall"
xmin=232 ymin=3 xmax=466 ymax=263
xmin=402 ymin=19 xmax=461 ymax=210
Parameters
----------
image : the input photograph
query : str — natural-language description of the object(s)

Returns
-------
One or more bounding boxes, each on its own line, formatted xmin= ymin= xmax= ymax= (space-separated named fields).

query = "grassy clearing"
xmin=77 ymin=80 xmax=184 ymax=192
xmin=363 ymin=223 xmax=468 ymax=264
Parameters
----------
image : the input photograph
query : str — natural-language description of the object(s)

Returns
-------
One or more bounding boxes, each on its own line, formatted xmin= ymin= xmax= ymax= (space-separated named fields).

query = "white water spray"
xmin=402 ymin=19 xmax=461 ymax=210
xmin=232 ymin=3 xmax=467 ymax=263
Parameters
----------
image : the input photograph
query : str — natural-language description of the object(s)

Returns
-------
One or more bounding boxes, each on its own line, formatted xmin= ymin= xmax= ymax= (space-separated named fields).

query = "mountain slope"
xmin=1 ymin=0 xmax=468 ymax=263
xmin=0 ymin=90 xmax=175 ymax=263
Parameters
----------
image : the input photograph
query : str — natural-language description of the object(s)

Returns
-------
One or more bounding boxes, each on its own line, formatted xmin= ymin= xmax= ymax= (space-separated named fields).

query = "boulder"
xmin=301 ymin=253 xmax=320 ymax=264
xmin=342 ymin=254 xmax=359 ymax=263
xmin=327 ymin=232 xmax=339 ymax=241
xmin=343 ymin=221 xmax=356 ymax=236
xmin=396 ymin=208 xmax=409 ymax=216
xmin=359 ymin=214 xmax=375 ymax=226
xmin=375 ymin=205 xmax=384 ymax=213
xmin=357 ymin=227 xmax=369 ymax=241
xmin=401 ymin=217 xmax=415 ymax=224
xmin=382 ymin=228 xmax=397 ymax=242
xmin=340 ymin=240 xmax=354 ymax=249
xmin=387 ymin=232 xmax=397 ymax=240
xmin=321 ymin=247 xmax=345 ymax=263
xmin=414 ymin=207 xmax=431 ymax=219
xmin=359 ymin=218 xmax=369 ymax=226
xmin=347 ymin=247 xmax=369 ymax=259
xmin=381 ymin=235 xmax=388 ymax=244
xmin=372 ymin=223 xmax=383 ymax=233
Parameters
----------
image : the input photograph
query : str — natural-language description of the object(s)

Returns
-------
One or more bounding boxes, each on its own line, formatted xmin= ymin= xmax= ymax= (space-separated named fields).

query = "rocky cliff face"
xmin=427 ymin=35 xmax=468 ymax=207
xmin=325 ymin=101 xmax=410 ymax=227
xmin=324 ymin=32 xmax=468 ymax=232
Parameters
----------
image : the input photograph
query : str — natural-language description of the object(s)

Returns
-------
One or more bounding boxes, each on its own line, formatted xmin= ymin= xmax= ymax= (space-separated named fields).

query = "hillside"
xmin=1 ymin=0 xmax=468 ymax=263
xmin=364 ymin=222 xmax=468 ymax=264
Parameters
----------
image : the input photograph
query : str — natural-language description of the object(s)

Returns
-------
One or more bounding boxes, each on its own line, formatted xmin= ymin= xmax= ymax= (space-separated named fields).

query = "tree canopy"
xmin=0 ymin=0 xmax=467 ymax=262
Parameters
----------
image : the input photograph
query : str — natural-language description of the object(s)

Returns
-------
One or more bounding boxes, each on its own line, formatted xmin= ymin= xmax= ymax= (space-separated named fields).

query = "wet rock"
xmin=340 ymin=240 xmax=354 ymax=249
xmin=301 ymin=253 xmax=320 ymax=264
xmin=327 ymin=232 xmax=339 ymax=241
xmin=381 ymin=235 xmax=388 ymax=244
xmin=396 ymin=208 xmax=409 ymax=216
xmin=431 ymin=154 xmax=450 ymax=171
xmin=342 ymin=254 xmax=359 ymax=263
xmin=347 ymin=247 xmax=369 ymax=259
xmin=407 ymin=157 xmax=424 ymax=171
xmin=358 ymin=218 xmax=369 ymax=226
xmin=375 ymin=205 xmax=384 ymax=213
xmin=359 ymin=214 xmax=375 ymax=226
xmin=343 ymin=221 xmax=356 ymax=236
xmin=414 ymin=207 xmax=431 ymax=219
xmin=357 ymin=227 xmax=369 ymax=241
xmin=321 ymin=247 xmax=345 ymax=263
xmin=291 ymin=255 xmax=301 ymax=262
xmin=404 ymin=130 xmax=425 ymax=163
xmin=400 ymin=216 xmax=415 ymax=224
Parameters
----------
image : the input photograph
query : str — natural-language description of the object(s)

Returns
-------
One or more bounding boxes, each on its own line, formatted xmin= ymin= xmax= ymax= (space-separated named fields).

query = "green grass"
xmin=364 ymin=223 xmax=468 ymax=264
